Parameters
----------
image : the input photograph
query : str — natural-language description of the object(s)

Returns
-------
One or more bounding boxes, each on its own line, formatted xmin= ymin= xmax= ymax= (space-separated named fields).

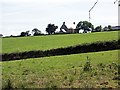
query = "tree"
xmin=94 ymin=25 xmax=102 ymax=32
xmin=26 ymin=31 xmax=30 ymax=36
xmin=0 ymin=34 xmax=3 ymax=37
xmin=108 ymin=25 xmax=112 ymax=31
xmin=46 ymin=24 xmax=58 ymax=35
xmin=103 ymin=26 xmax=109 ymax=31
xmin=76 ymin=21 xmax=94 ymax=33
xmin=32 ymin=28 xmax=41 ymax=36
xmin=20 ymin=31 xmax=30 ymax=37
xmin=20 ymin=32 xmax=26 ymax=37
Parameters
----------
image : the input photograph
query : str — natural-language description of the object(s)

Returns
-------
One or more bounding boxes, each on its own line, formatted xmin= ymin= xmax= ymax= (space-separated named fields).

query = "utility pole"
xmin=119 ymin=0 xmax=120 ymax=26
xmin=114 ymin=0 xmax=120 ymax=25
xmin=89 ymin=0 xmax=99 ymax=22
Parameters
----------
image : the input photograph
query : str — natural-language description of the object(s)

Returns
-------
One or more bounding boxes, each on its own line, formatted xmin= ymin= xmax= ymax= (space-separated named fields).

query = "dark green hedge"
xmin=1 ymin=40 xmax=120 ymax=61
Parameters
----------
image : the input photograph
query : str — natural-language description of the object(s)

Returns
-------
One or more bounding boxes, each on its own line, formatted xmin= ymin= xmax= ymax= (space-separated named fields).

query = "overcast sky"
xmin=0 ymin=0 xmax=119 ymax=36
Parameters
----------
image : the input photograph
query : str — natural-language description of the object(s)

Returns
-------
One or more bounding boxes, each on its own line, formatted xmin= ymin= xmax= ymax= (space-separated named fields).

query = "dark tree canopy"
xmin=32 ymin=28 xmax=41 ymax=36
xmin=108 ymin=25 xmax=112 ymax=30
xmin=46 ymin=24 xmax=58 ymax=35
xmin=76 ymin=21 xmax=94 ymax=33
xmin=94 ymin=25 xmax=102 ymax=32
xmin=0 ymin=34 xmax=3 ymax=37
xmin=20 ymin=31 xmax=30 ymax=37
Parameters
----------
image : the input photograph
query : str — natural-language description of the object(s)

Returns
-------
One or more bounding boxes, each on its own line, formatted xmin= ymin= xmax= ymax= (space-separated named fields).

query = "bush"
xmin=3 ymin=79 xmax=13 ymax=89
xmin=83 ymin=57 xmax=92 ymax=71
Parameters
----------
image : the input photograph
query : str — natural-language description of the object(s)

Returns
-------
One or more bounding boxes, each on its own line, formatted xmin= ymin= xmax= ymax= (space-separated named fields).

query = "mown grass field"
xmin=2 ymin=31 xmax=119 ymax=54
xmin=1 ymin=50 xmax=119 ymax=88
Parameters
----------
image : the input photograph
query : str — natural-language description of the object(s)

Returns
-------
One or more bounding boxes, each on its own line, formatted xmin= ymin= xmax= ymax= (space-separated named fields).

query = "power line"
xmin=114 ymin=0 xmax=118 ymax=4
xmin=89 ymin=0 xmax=99 ymax=22
xmin=114 ymin=0 xmax=120 ymax=6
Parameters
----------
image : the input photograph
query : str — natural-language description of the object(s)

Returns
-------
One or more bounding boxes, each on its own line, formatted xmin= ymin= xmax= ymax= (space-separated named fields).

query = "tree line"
xmin=1 ymin=21 xmax=116 ymax=38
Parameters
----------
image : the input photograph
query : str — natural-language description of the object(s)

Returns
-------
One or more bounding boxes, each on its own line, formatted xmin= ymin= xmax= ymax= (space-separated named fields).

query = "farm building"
xmin=103 ymin=26 xmax=120 ymax=31
xmin=111 ymin=26 xmax=120 ymax=30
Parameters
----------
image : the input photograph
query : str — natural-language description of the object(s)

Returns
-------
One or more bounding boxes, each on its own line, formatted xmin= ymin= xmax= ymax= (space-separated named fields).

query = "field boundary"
xmin=1 ymin=40 xmax=120 ymax=61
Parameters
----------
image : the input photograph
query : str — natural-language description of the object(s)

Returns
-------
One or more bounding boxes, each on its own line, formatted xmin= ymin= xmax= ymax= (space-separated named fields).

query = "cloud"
xmin=1 ymin=0 xmax=79 ymax=3
xmin=1 ymin=0 xmax=118 ymax=36
xmin=1 ymin=0 xmax=111 ymax=3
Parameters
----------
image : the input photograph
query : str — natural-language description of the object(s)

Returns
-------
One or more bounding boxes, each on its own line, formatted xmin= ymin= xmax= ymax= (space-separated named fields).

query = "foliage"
xmin=94 ymin=25 xmax=102 ymax=32
xmin=20 ymin=31 xmax=31 ymax=37
xmin=103 ymin=25 xmax=113 ymax=31
xmin=76 ymin=21 xmax=94 ymax=33
xmin=83 ymin=57 xmax=92 ymax=71
xmin=0 ymin=34 xmax=3 ymax=37
xmin=3 ymin=79 xmax=13 ymax=89
xmin=108 ymin=25 xmax=112 ymax=31
xmin=32 ymin=28 xmax=41 ymax=36
xmin=46 ymin=24 xmax=58 ymax=35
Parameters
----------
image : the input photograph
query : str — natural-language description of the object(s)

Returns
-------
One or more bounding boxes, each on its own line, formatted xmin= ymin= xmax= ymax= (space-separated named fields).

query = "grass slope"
xmin=2 ymin=31 xmax=119 ymax=54
xmin=2 ymin=50 xmax=119 ymax=88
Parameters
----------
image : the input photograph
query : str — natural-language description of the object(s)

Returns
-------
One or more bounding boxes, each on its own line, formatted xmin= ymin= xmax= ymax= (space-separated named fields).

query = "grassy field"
xmin=2 ymin=31 xmax=119 ymax=54
xmin=2 ymin=50 xmax=119 ymax=88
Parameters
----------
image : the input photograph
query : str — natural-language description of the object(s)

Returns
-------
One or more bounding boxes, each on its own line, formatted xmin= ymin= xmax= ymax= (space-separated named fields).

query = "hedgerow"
xmin=2 ymin=40 xmax=120 ymax=61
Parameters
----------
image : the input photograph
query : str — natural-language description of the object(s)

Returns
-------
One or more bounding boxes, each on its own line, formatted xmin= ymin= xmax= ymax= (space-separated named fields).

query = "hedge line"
xmin=1 ymin=40 xmax=120 ymax=61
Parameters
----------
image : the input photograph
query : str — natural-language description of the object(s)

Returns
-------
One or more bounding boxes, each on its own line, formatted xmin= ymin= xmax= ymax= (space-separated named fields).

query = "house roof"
xmin=111 ymin=26 xmax=120 ymax=30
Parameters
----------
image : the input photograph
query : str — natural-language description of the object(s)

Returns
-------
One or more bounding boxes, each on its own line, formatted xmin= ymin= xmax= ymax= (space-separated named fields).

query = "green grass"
xmin=1 ymin=50 xmax=119 ymax=88
xmin=2 ymin=31 xmax=119 ymax=54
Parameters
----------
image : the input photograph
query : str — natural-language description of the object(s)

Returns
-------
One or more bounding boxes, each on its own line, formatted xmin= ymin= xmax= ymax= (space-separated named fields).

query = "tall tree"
xmin=0 ymin=34 xmax=3 ymax=37
xmin=46 ymin=24 xmax=58 ymax=35
xmin=20 ymin=31 xmax=30 ymax=37
xmin=94 ymin=25 xmax=102 ymax=32
xmin=32 ymin=28 xmax=41 ymax=36
xmin=108 ymin=25 xmax=112 ymax=31
xmin=76 ymin=21 xmax=94 ymax=33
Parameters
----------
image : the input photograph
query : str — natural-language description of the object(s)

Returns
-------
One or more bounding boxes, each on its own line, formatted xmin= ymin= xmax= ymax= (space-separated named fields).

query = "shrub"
xmin=83 ymin=57 xmax=92 ymax=71
xmin=3 ymin=79 xmax=13 ymax=89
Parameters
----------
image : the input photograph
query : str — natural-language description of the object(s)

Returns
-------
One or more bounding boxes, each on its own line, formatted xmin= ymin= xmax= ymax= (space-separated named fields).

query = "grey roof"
xmin=111 ymin=26 xmax=120 ymax=30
